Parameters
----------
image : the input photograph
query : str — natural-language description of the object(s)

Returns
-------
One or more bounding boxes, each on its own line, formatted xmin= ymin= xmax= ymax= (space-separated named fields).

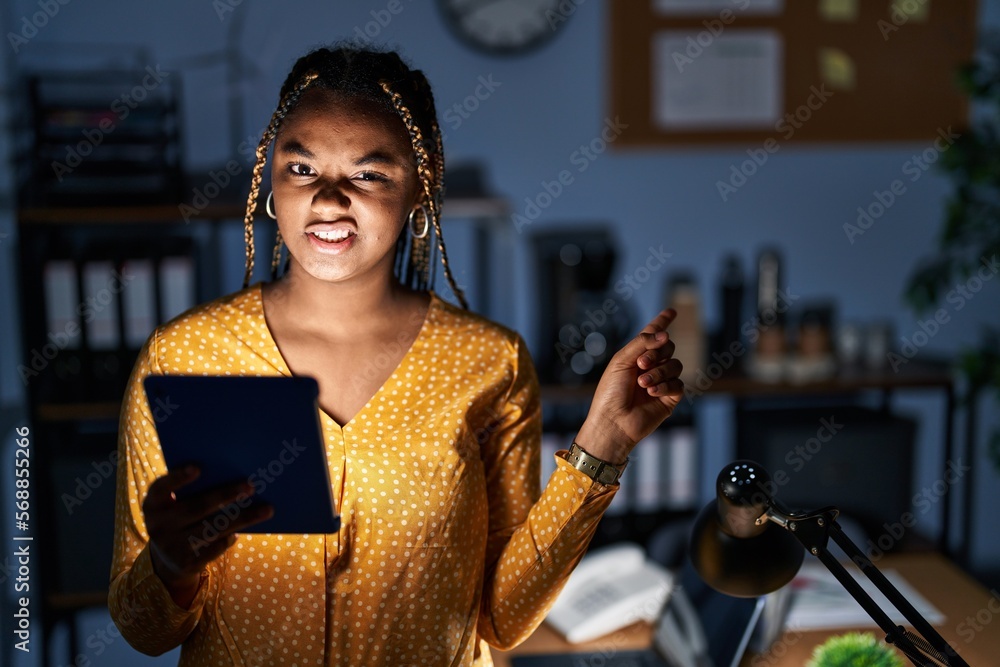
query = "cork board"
xmin=610 ymin=0 xmax=978 ymax=145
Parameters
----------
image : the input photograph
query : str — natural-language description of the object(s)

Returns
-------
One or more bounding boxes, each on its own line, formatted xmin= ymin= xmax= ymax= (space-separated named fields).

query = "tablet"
xmin=143 ymin=375 xmax=340 ymax=534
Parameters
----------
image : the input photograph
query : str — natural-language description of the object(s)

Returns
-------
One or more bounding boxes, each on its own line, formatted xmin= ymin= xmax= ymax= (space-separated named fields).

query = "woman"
xmin=109 ymin=46 xmax=683 ymax=666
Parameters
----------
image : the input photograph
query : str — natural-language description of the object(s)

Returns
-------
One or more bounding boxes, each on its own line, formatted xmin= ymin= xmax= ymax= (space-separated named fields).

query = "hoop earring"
xmin=408 ymin=205 xmax=429 ymax=239
xmin=266 ymin=192 xmax=277 ymax=220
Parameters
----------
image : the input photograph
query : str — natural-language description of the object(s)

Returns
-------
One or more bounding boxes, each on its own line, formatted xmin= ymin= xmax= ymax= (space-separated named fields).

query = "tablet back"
xmin=143 ymin=375 xmax=339 ymax=534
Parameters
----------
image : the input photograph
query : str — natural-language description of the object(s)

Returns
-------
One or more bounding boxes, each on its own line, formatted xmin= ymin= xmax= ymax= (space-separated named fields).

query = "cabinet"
xmin=13 ymin=66 xmax=199 ymax=666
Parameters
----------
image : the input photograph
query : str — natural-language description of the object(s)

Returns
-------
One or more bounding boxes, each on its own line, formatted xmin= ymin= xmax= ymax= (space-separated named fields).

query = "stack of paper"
xmin=785 ymin=561 xmax=944 ymax=631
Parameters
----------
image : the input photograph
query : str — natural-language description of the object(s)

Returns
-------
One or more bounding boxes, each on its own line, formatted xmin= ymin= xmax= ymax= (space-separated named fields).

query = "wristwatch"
xmin=564 ymin=442 xmax=628 ymax=485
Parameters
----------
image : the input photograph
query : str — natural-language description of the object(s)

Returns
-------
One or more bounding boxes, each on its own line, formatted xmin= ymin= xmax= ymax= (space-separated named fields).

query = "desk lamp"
xmin=689 ymin=461 xmax=968 ymax=667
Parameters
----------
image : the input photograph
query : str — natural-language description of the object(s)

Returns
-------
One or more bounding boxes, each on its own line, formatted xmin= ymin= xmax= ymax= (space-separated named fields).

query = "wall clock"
xmin=437 ymin=0 xmax=571 ymax=56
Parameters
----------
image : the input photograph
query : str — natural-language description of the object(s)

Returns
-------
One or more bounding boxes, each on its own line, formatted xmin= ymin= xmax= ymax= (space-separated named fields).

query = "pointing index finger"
xmin=641 ymin=308 xmax=677 ymax=335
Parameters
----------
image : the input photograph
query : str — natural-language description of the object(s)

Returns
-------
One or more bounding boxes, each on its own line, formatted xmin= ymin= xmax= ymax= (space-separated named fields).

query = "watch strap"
xmin=565 ymin=442 xmax=628 ymax=485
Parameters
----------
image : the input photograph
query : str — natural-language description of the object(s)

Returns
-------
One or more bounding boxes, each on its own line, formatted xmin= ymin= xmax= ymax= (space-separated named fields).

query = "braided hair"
xmin=241 ymin=46 xmax=467 ymax=309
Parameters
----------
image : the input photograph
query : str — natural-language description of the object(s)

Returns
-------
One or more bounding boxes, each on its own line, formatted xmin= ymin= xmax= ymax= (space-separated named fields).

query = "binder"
xmin=634 ymin=431 xmax=662 ymax=511
xmin=160 ymin=256 xmax=195 ymax=321
xmin=666 ymin=426 xmax=697 ymax=509
xmin=43 ymin=260 xmax=81 ymax=350
xmin=122 ymin=259 xmax=156 ymax=348
xmin=81 ymin=261 xmax=120 ymax=350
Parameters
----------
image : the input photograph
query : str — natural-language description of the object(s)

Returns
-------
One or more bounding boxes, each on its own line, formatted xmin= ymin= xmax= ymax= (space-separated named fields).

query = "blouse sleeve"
xmin=476 ymin=334 xmax=618 ymax=650
xmin=107 ymin=329 xmax=212 ymax=656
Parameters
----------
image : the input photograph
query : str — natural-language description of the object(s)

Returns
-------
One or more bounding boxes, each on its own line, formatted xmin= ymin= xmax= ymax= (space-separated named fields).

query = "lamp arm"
xmin=763 ymin=506 xmax=968 ymax=667
xmin=812 ymin=544 xmax=940 ymax=667
xmin=826 ymin=521 xmax=968 ymax=667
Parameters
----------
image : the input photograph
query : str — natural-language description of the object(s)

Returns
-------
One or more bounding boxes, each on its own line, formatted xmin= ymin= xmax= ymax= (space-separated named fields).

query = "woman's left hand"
xmin=574 ymin=309 xmax=684 ymax=465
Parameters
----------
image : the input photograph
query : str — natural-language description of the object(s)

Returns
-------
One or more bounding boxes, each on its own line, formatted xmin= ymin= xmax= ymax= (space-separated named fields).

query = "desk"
xmin=493 ymin=553 xmax=999 ymax=666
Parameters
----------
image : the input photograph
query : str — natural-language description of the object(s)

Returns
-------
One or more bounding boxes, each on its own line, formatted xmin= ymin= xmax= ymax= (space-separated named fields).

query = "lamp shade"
xmin=689 ymin=461 xmax=804 ymax=597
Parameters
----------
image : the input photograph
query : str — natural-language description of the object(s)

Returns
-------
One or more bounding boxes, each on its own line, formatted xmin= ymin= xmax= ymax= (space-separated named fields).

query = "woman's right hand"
xmin=141 ymin=466 xmax=274 ymax=608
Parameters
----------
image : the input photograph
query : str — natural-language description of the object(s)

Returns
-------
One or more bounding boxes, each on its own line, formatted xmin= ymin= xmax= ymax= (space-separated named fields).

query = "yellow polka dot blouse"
xmin=109 ymin=283 xmax=618 ymax=666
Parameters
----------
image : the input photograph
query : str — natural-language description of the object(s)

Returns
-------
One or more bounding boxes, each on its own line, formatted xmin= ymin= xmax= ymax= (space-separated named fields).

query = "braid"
xmin=378 ymin=81 xmax=436 ymax=246
xmin=423 ymin=103 xmax=467 ymax=310
xmin=271 ymin=230 xmax=284 ymax=280
xmin=412 ymin=229 xmax=431 ymax=288
xmin=379 ymin=77 xmax=468 ymax=309
xmin=242 ymin=72 xmax=319 ymax=289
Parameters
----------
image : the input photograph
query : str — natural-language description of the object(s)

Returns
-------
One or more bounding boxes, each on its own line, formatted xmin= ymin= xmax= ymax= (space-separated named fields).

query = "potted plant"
xmin=806 ymin=632 xmax=904 ymax=667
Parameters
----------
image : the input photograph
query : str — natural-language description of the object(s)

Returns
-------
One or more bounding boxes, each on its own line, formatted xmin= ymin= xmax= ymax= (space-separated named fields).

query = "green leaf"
xmin=955 ymin=63 xmax=978 ymax=95
xmin=903 ymin=258 xmax=955 ymax=313
xmin=806 ymin=632 xmax=904 ymax=667
xmin=957 ymin=329 xmax=1000 ymax=401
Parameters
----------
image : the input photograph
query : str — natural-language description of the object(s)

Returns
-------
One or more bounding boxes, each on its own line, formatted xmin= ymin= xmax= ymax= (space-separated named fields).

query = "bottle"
xmin=788 ymin=301 xmax=836 ymax=383
xmin=718 ymin=254 xmax=744 ymax=374
xmin=748 ymin=247 xmax=787 ymax=382
xmin=665 ymin=272 xmax=704 ymax=385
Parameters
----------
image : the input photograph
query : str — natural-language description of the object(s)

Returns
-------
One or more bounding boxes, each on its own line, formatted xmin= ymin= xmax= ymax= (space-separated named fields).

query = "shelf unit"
xmin=16 ymin=202 xmax=238 ymax=667
xmin=20 ymin=71 xmax=183 ymax=208
xmin=719 ymin=359 xmax=965 ymax=559
xmin=706 ymin=359 xmax=961 ymax=558
xmin=537 ymin=357 xmax=964 ymax=560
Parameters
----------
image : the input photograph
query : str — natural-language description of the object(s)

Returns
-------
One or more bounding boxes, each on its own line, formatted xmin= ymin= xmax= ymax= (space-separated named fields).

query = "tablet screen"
xmin=143 ymin=375 xmax=340 ymax=534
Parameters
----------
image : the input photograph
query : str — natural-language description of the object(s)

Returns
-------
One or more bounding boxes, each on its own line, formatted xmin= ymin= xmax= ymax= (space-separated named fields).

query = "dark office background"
xmin=1 ymin=1 xmax=999 ymax=665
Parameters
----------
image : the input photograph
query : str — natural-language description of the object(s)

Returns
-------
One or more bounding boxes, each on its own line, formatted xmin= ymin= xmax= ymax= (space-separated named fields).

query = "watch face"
xmin=438 ymin=0 xmax=569 ymax=55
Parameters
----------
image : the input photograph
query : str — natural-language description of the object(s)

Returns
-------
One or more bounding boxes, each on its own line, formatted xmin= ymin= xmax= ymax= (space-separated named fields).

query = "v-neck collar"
xmin=252 ymin=282 xmax=439 ymax=430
